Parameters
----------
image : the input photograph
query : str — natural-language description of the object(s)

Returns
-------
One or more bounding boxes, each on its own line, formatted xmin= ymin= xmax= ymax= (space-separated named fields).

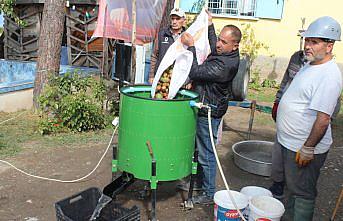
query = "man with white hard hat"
xmin=276 ymin=16 xmax=342 ymax=220
xmin=148 ymin=8 xmax=186 ymax=83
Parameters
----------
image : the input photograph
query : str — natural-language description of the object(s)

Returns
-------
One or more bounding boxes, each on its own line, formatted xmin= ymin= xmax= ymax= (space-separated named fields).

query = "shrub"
xmin=38 ymin=72 xmax=107 ymax=134
xmin=261 ymin=79 xmax=278 ymax=88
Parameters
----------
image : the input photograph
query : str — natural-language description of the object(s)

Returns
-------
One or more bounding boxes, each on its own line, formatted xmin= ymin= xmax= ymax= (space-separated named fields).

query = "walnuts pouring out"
xmin=154 ymin=66 xmax=173 ymax=99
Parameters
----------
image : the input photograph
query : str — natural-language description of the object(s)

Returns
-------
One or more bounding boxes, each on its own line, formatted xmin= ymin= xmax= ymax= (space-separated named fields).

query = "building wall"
xmin=0 ymin=89 xmax=33 ymax=112
xmin=175 ymin=0 xmax=343 ymax=80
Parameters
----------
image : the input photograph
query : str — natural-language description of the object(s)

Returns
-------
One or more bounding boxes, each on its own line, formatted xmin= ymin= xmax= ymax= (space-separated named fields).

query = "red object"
xmin=93 ymin=0 xmax=167 ymax=45
xmin=272 ymin=102 xmax=279 ymax=122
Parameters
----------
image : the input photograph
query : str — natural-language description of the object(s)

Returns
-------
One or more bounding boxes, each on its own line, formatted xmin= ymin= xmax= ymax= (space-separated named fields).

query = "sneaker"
xmin=192 ymin=193 xmax=214 ymax=205
xmin=176 ymin=181 xmax=203 ymax=191
xmin=269 ymin=181 xmax=285 ymax=199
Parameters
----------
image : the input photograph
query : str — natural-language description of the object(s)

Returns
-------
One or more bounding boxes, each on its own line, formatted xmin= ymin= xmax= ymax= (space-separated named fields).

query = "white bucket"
xmin=214 ymin=190 xmax=249 ymax=221
xmin=249 ymin=196 xmax=285 ymax=221
xmin=240 ymin=186 xmax=273 ymax=200
xmin=240 ymin=186 xmax=273 ymax=219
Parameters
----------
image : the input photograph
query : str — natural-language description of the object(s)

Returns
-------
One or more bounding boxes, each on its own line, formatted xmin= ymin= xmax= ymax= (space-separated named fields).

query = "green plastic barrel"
xmin=117 ymin=85 xmax=199 ymax=181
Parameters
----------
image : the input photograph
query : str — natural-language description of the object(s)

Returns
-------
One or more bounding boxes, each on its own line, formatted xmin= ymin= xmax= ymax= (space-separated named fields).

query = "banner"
xmin=93 ymin=0 xmax=167 ymax=45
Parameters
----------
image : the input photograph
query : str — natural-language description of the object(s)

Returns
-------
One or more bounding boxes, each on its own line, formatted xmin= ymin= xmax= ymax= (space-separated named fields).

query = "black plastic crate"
xmin=97 ymin=201 xmax=140 ymax=221
xmin=55 ymin=187 xmax=140 ymax=221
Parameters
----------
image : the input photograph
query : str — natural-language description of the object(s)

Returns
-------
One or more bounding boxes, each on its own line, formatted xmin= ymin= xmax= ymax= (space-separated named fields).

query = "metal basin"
xmin=232 ymin=140 xmax=273 ymax=177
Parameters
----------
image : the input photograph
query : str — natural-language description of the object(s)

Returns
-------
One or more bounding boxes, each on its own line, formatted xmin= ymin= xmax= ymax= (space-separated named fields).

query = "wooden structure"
xmin=3 ymin=0 xmax=114 ymax=77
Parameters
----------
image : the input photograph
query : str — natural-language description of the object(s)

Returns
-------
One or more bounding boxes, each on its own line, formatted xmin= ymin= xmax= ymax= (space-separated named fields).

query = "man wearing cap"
xmin=149 ymin=8 xmax=186 ymax=83
xmin=276 ymin=16 xmax=342 ymax=220
xmin=180 ymin=11 xmax=241 ymax=205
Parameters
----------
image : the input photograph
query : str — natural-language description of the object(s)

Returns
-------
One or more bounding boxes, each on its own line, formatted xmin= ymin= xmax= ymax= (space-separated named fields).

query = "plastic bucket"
xmin=214 ymin=190 xmax=248 ymax=221
xmin=249 ymin=196 xmax=285 ymax=221
xmin=240 ymin=186 xmax=272 ymax=200
xmin=240 ymin=186 xmax=273 ymax=219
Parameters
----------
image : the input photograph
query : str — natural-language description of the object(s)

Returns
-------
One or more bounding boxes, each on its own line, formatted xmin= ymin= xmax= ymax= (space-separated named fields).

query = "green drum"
xmin=116 ymin=85 xmax=198 ymax=182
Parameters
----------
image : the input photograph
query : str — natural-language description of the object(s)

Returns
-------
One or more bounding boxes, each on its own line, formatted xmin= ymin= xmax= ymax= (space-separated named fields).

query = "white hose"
xmin=0 ymin=125 xmax=118 ymax=183
xmin=207 ymin=108 xmax=247 ymax=221
xmin=0 ymin=111 xmax=28 ymax=125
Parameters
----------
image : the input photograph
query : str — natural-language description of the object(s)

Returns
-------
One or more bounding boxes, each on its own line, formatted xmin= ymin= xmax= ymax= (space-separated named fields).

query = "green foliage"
xmin=240 ymin=23 xmax=269 ymax=63
xmin=249 ymin=69 xmax=279 ymax=90
xmin=249 ymin=68 xmax=262 ymax=90
xmin=261 ymin=79 xmax=278 ymax=88
xmin=38 ymin=73 xmax=107 ymax=135
xmin=184 ymin=0 xmax=205 ymax=28
xmin=0 ymin=0 xmax=25 ymax=26
xmin=191 ymin=0 xmax=205 ymax=13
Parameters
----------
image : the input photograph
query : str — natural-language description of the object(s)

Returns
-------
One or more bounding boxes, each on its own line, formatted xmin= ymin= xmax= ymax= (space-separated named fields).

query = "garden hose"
xmin=0 ymin=124 xmax=118 ymax=183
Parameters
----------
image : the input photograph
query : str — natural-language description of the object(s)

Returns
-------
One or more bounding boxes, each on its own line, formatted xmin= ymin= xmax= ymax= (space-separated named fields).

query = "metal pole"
xmin=130 ymin=0 xmax=137 ymax=84
xmin=101 ymin=5 xmax=108 ymax=78
xmin=247 ymin=100 xmax=256 ymax=140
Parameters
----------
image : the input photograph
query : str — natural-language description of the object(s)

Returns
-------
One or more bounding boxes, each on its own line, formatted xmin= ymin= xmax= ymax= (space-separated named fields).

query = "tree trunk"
xmin=158 ymin=0 xmax=175 ymax=31
xmin=33 ymin=0 xmax=65 ymax=109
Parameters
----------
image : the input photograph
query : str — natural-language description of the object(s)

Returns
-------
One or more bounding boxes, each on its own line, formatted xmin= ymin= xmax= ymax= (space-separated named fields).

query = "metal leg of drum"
xmin=184 ymin=150 xmax=199 ymax=209
xmin=112 ymin=144 xmax=118 ymax=181
xmin=150 ymin=159 xmax=157 ymax=221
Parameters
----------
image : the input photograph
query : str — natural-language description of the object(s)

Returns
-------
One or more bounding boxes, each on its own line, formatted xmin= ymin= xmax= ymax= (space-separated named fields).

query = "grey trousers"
xmin=271 ymin=138 xmax=284 ymax=183
xmin=281 ymin=145 xmax=328 ymax=200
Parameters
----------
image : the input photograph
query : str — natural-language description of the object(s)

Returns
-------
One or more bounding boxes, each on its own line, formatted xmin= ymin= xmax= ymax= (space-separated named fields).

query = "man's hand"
xmin=295 ymin=145 xmax=315 ymax=167
xmin=272 ymin=101 xmax=279 ymax=122
xmin=181 ymin=32 xmax=194 ymax=47
xmin=184 ymin=83 xmax=192 ymax=90
xmin=205 ymin=9 xmax=213 ymax=25
xmin=148 ymin=77 xmax=154 ymax=84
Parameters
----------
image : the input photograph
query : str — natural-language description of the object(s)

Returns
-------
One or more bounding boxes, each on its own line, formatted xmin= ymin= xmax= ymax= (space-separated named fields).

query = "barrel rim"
xmin=120 ymin=85 xmax=199 ymax=101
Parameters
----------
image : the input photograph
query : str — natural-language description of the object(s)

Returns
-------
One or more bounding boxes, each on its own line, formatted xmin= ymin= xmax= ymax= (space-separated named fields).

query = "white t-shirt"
xmin=277 ymin=59 xmax=342 ymax=154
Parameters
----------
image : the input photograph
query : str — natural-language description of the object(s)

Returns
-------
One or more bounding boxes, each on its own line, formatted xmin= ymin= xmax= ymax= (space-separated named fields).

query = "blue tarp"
xmin=0 ymin=59 xmax=100 ymax=94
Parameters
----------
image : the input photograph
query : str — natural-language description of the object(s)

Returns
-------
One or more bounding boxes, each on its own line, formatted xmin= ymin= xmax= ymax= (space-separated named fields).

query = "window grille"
xmin=208 ymin=0 xmax=256 ymax=17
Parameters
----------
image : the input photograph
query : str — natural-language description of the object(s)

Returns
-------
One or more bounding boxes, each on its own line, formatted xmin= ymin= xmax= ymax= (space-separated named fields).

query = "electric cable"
xmin=0 ymin=111 xmax=28 ymax=125
xmin=0 ymin=125 xmax=118 ymax=183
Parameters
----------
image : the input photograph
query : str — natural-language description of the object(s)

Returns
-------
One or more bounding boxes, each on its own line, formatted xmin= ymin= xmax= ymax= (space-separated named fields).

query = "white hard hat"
xmin=170 ymin=8 xmax=185 ymax=18
xmin=301 ymin=16 xmax=341 ymax=41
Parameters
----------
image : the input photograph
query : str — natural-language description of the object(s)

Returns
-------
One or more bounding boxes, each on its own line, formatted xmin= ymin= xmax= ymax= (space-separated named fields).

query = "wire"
xmin=207 ymin=108 xmax=247 ymax=221
xmin=0 ymin=111 xmax=28 ymax=125
xmin=0 ymin=125 xmax=118 ymax=183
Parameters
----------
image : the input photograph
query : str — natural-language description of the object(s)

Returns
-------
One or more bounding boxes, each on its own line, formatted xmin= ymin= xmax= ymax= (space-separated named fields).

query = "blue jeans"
xmin=196 ymin=116 xmax=221 ymax=198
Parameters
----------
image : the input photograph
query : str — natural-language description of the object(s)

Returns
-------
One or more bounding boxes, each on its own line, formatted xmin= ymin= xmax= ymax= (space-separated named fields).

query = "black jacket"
xmin=187 ymin=24 xmax=240 ymax=118
xmin=275 ymin=50 xmax=306 ymax=102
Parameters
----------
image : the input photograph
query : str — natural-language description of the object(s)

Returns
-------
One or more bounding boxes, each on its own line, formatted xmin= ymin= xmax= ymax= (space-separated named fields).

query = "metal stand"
xmin=103 ymin=172 xmax=135 ymax=199
xmin=146 ymin=140 xmax=157 ymax=221
xmin=150 ymin=159 xmax=157 ymax=221
xmin=103 ymin=144 xmax=135 ymax=198
xmin=183 ymin=149 xmax=199 ymax=209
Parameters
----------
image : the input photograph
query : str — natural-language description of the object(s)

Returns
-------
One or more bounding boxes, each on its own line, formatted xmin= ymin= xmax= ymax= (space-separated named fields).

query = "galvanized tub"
xmin=232 ymin=140 xmax=273 ymax=177
xmin=117 ymin=85 xmax=199 ymax=182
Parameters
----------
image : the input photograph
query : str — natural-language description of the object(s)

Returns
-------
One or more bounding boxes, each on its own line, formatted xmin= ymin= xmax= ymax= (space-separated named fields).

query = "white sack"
xmin=151 ymin=8 xmax=210 ymax=99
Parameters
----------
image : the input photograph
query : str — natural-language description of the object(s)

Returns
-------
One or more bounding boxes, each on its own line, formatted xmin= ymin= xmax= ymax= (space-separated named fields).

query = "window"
xmin=208 ymin=0 xmax=256 ymax=17
xmin=180 ymin=0 xmax=284 ymax=20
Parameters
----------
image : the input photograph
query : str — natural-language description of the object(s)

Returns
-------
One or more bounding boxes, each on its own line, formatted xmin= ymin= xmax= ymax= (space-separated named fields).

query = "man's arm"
xmin=208 ymin=24 xmax=217 ymax=54
xmin=181 ymin=32 xmax=236 ymax=83
xmin=296 ymin=111 xmax=330 ymax=167
xmin=205 ymin=9 xmax=217 ymax=54
xmin=148 ymin=33 xmax=160 ymax=83
xmin=187 ymin=46 xmax=231 ymax=82
xmin=275 ymin=69 xmax=292 ymax=102
xmin=304 ymin=111 xmax=330 ymax=147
